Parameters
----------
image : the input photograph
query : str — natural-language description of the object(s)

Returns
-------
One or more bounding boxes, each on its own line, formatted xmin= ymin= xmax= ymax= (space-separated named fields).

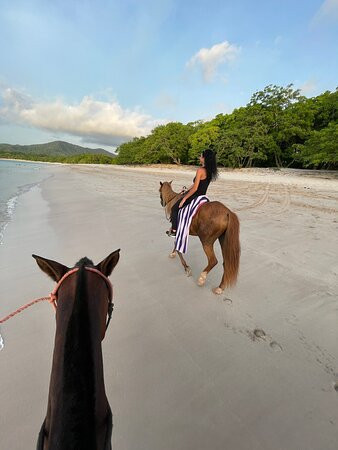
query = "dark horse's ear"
xmin=160 ymin=181 xmax=163 ymax=186
xmin=96 ymin=249 xmax=120 ymax=277
xmin=32 ymin=254 xmax=69 ymax=282
xmin=169 ymin=180 xmax=173 ymax=185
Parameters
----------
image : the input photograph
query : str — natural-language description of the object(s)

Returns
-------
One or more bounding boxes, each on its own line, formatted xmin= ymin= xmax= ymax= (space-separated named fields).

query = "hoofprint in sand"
xmin=0 ymin=164 xmax=337 ymax=450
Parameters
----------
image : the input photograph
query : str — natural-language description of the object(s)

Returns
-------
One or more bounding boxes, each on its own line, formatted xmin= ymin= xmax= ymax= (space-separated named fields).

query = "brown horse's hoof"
xmin=185 ymin=267 xmax=192 ymax=277
xmin=169 ymin=251 xmax=176 ymax=258
xmin=212 ymin=287 xmax=223 ymax=295
xmin=197 ymin=271 xmax=207 ymax=286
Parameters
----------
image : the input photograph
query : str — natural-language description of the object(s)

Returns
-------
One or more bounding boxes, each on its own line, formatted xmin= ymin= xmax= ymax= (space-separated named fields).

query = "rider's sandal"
xmin=166 ymin=229 xmax=176 ymax=237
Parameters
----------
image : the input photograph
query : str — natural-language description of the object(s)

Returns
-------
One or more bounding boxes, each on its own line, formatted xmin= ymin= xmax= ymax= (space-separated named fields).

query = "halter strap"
xmin=50 ymin=267 xmax=114 ymax=329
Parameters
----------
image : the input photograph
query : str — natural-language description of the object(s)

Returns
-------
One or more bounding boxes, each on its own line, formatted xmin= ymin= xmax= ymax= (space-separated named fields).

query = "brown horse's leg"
xmin=198 ymin=242 xmax=218 ymax=286
xmin=169 ymin=245 xmax=176 ymax=258
xmin=177 ymin=251 xmax=192 ymax=277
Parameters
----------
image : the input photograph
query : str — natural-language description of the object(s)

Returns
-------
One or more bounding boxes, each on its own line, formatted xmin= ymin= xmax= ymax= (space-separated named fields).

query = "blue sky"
xmin=0 ymin=0 xmax=337 ymax=150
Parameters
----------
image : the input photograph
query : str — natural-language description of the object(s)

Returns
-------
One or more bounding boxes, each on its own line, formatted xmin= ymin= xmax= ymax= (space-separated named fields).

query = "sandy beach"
xmin=0 ymin=164 xmax=337 ymax=450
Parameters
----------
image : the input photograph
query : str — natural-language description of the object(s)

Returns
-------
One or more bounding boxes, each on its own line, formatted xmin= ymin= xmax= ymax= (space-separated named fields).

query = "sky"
xmin=0 ymin=0 xmax=337 ymax=151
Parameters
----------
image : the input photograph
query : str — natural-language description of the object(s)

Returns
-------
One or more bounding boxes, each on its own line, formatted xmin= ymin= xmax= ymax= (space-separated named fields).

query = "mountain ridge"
xmin=0 ymin=141 xmax=114 ymax=156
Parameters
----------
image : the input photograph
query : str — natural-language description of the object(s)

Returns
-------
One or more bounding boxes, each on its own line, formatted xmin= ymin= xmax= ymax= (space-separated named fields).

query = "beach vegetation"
xmin=0 ymin=152 xmax=116 ymax=164
xmin=116 ymin=85 xmax=338 ymax=169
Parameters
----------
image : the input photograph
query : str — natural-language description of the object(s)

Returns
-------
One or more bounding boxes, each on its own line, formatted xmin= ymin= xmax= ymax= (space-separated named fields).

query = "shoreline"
xmin=0 ymin=157 xmax=65 ymax=166
xmin=0 ymin=161 xmax=55 ymax=246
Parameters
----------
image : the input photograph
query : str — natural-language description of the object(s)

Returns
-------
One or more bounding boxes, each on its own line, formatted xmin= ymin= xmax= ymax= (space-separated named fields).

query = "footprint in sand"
xmin=253 ymin=328 xmax=266 ymax=340
xmin=223 ymin=297 xmax=232 ymax=305
xmin=224 ymin=325 xmax=283 ymax=352
xmin=270 ymin=341 xmax=283 ymax=352
xmin=250 ymin=329 xmax=283 ymax=351
xmin=334 ymin=382 xmax=338 ymax=393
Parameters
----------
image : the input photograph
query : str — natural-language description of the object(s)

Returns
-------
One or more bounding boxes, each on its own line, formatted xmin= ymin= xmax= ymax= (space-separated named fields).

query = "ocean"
xmin=0 ymin=160 xmax=52 ymax=245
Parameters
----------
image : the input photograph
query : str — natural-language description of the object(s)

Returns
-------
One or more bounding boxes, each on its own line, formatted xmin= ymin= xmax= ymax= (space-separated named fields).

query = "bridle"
xmin=160 ymin=185 xmax=186 ymax=207
xmin=50 ymin=266 xmax=114 ymax=330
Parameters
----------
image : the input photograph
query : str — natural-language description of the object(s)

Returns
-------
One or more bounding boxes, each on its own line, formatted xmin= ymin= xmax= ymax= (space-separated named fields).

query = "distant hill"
xmin=0 ymin=141 xmax=114 ymax=157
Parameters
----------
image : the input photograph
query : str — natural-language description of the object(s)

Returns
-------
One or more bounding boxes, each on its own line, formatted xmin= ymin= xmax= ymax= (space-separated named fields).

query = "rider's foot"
xmin=166 ymin=229 xmax=176 ymax=237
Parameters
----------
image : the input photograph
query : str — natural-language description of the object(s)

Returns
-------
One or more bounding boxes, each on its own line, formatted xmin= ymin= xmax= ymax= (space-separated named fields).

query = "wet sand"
xmin=0 ymin=164 xmax=337 ymax=449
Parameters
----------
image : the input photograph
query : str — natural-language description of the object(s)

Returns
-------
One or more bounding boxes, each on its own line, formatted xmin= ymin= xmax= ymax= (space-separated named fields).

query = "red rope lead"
xmin=0 ymin=296 xmax=54 ymax=324
xmin=0 ymin=266 xmax=112 ymax=325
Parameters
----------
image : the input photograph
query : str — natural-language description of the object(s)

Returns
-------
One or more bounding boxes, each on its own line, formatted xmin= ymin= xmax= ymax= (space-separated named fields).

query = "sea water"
xmin=0 ymin=160 xmax=52 ymax=245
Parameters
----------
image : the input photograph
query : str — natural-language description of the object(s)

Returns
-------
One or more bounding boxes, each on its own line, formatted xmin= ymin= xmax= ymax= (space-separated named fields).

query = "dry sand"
xmin=0 ymin=164 xmax=337 ymax=450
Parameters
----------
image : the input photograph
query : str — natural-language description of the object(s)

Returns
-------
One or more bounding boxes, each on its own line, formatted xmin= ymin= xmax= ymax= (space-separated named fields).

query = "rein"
xmin=162 ymin=189 xmax=185 ymax=207
xmin=0 ymin=267 xmax=114 ymax=351
xmin=161 ymin=185 xmax=187 ymax=220
xmin=166 ymin=192 xmax=180 ymax=205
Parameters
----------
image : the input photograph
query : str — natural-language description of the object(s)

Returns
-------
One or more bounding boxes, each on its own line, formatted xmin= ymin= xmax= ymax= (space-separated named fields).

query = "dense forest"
xmin=116 ymin=84 xmax=338 ymax=169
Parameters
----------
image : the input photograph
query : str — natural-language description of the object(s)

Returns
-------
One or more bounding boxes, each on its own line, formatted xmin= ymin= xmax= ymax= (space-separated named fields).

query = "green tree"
xmin=297 ymin=122 xmax=338 ymax=169
xmin=215 ymin=106 xmax=272 ymax=167
xmin=116 ymin=137 xmax=146 ymax=164
xmin=249 ymin=84 xmax=303 ymax=166
xmin=146 ymin=122 xmax=194 ymax=164
xmin=311 ymin=89 xmax=338 ymax=130
xmin=276 ymin=98 xmax=316 ymax=166
xmin=188 ymin=121 xmax=220 ymax=163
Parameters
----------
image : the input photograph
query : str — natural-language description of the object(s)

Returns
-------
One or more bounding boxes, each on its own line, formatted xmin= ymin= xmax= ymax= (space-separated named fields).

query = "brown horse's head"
xmin=159 ymin=180 xmax=173 ymax=207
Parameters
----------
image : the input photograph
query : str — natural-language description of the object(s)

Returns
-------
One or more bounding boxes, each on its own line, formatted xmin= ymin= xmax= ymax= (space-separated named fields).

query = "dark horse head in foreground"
xmin=34 ymin=250 xmax=120 ymax=450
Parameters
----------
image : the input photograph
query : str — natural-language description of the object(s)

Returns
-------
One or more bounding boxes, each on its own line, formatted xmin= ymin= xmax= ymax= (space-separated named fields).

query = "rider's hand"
xmin=179 ymin=199 xmax=185 ymax=208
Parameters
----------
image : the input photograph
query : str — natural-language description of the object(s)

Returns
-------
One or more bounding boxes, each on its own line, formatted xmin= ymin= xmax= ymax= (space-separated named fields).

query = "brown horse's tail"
xmin=221 ymin=210 xmax=241 ymax=287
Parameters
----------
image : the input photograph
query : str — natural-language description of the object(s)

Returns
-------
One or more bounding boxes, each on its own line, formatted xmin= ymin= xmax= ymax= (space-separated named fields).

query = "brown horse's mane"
xmin=160 ymin=182 xmax=183 ymax=219
xmin=60 ymin=259 xmax=96 ymax=448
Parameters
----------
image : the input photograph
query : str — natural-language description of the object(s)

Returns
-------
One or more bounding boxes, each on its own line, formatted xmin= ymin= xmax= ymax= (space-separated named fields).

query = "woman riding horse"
xmin=167 ymin=149 xmax=218 ymax=237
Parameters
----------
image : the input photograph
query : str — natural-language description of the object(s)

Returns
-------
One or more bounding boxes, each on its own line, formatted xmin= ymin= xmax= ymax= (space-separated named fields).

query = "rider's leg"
xmin=170 ymin=200 xmax=180 ymax=232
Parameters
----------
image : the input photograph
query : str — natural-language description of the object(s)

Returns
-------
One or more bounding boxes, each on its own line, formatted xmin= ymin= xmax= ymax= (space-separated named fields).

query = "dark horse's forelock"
xmin=75 ymin=257 xmax=94 ymax=267
xmin=60 ymin=264 xmax=97 ymax=449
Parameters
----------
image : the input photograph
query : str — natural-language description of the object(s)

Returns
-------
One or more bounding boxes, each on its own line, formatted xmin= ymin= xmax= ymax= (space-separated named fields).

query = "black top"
xmin=193 ymin=176 xmax=210 ymax=196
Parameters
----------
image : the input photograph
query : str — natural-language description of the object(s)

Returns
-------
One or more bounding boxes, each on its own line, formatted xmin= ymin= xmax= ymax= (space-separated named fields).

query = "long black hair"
xmin=202 ymin=149 xmax=218 ymax=181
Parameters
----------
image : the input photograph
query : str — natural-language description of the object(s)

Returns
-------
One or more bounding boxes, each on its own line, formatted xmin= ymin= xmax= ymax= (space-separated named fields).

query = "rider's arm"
xmin=182 ymin=169 xmax=203 ymax=202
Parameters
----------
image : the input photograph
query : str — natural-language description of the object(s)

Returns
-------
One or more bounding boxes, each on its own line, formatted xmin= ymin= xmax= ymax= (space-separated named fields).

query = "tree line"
xmin=0 ymin=152 xmax=116 ymax=164
xmin=116 ymin=84 xmax=338 ymax=169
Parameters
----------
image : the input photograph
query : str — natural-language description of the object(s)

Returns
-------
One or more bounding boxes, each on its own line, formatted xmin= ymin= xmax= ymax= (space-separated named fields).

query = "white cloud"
xmin=186 ymin=41 xmax=240 ymax=83
xmin=300 ymin=80 xmax=317 ymax=95
xmin=312 ymin=0 xmax=338 ymax=24
xmin=0 ymin=87 xmax=164 ymax=146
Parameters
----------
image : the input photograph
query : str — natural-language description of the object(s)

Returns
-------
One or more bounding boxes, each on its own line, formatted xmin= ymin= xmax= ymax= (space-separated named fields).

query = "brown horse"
xmin=159 ymin=181 xmax=240 ymax=294
xmin=34 ymin=250 xmax=120 ymax=450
